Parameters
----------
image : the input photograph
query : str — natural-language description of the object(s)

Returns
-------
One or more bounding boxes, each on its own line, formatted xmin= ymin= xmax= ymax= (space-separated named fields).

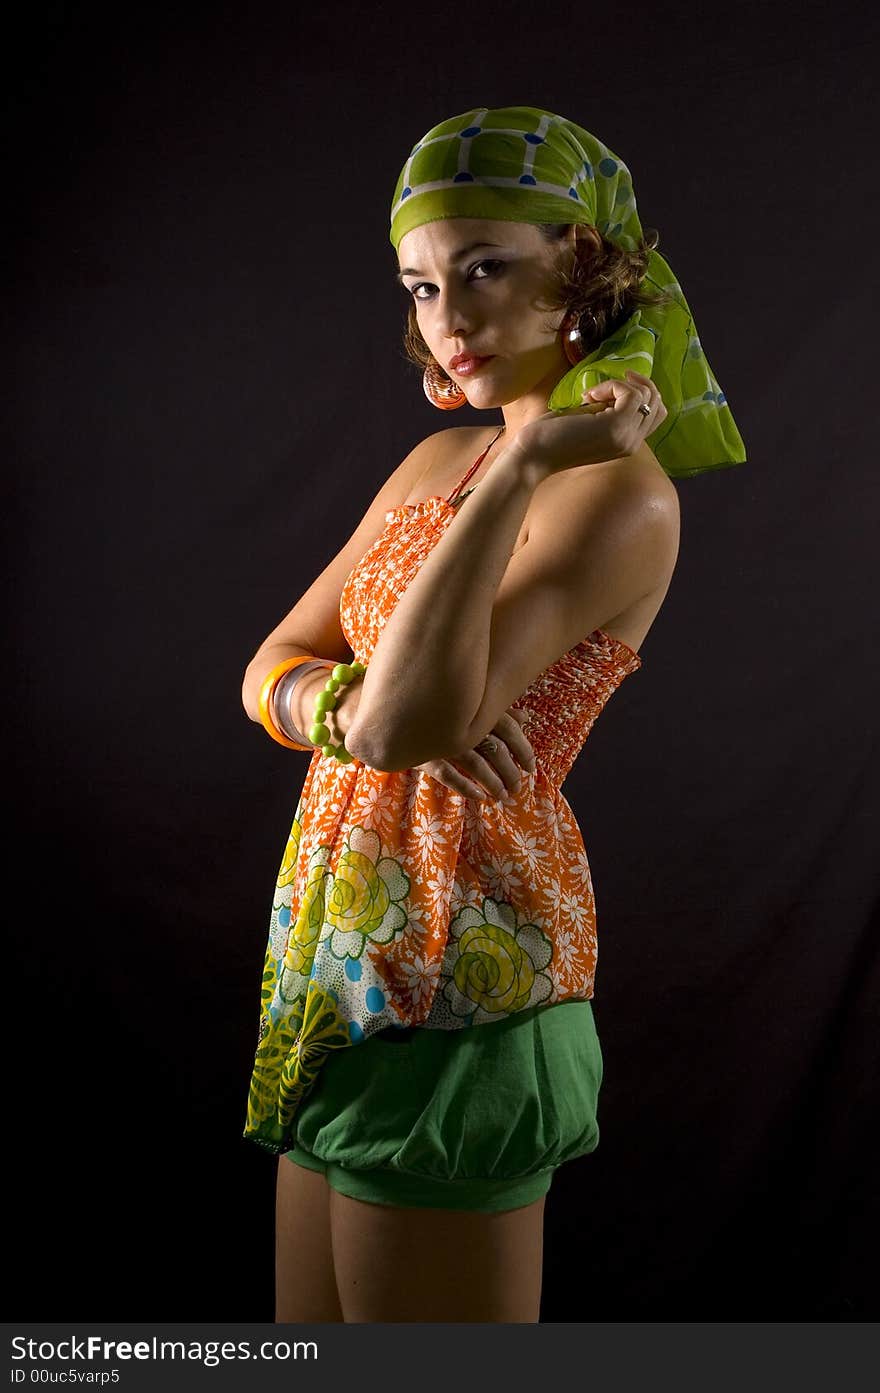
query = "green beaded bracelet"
xmin=308 ymin=661 xmax=367 ymax=763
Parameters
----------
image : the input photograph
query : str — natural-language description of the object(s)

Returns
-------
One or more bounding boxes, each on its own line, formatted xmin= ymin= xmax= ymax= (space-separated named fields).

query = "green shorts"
xmin=285 ymin=998 xmax=603 ymax=1213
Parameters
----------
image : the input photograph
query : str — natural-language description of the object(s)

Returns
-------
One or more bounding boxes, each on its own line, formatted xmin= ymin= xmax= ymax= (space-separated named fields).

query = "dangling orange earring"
xmin=423 ymin=357 xmax=466 ymax=410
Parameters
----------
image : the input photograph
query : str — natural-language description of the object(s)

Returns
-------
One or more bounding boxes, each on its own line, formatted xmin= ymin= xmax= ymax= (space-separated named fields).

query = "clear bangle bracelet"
xmin=272 ymin=659 xmax=335 ymax=746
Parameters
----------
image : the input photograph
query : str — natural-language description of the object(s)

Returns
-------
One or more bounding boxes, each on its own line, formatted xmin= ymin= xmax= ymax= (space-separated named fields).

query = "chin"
xmin=467 ymin=393 xmax=510 ymax=412
xmin=459 ymin=373 xmax=509 ymax=407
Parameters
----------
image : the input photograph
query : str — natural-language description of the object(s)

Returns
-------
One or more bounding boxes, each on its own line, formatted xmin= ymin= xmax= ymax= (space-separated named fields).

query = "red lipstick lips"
xmin=449 ymin=353 xmax=495 ymax=376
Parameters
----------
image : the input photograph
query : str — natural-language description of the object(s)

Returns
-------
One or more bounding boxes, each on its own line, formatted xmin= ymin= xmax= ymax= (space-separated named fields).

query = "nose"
xmin=432 ymin=281 xmax=480 ymax=342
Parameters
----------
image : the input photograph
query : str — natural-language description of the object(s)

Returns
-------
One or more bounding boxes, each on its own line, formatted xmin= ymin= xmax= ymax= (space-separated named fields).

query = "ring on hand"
xmin=637 ymin=404 xmax=651 ymax=417
xmin=479 ymin=739 xmax=498 ymax=755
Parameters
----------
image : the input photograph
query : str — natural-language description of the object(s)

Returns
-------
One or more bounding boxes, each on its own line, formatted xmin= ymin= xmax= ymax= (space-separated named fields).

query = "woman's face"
xmin=397 ymin=217 xmax=598 ymax=416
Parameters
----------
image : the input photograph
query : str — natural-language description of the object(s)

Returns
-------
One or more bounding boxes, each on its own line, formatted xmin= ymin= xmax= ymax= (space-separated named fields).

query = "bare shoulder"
xmin=423 ymin=423 xmax=499 ymax=460
xmin=378 ymin=425 xmax=462 ymax=501
xmin=530 ymin=439 xmax=679 ymax=542
xmin=402 ymin=423 xmax=482 ymax=473
xmin=633 ymin=439 xmax=681 ymax=514
xmin=401 ymin=423 xmax=500 ymax=502
xmin=623 ymin=441 xmax=680 ymax=543
xmin=524 ymin=440 xmax=680 ymax=652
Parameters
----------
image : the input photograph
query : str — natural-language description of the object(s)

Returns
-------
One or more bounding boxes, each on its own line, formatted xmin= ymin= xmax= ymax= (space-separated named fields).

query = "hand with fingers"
xmin=506 ymin=368 xmax=668 ymax=480
xmin=414 ymin=706 xmax=537 ymax=803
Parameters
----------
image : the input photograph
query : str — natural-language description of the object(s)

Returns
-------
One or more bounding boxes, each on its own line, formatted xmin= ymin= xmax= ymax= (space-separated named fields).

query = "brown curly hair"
xmin=399 ymin=223 xmax=677 ymax=372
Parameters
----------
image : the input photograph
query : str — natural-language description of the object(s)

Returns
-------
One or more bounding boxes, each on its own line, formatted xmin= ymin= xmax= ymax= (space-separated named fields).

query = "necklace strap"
xmin=445 ymin=423 xmax=506 ymax=503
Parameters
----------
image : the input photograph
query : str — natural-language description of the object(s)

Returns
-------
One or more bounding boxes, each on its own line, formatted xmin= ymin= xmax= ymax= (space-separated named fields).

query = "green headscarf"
xmin=390 ymin=105 xmax=746 ymax=479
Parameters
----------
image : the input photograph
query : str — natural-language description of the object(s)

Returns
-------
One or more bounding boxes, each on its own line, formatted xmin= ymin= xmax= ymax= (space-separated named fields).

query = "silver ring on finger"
xmin=637 ymin=402 xmax=652 ymax=417
xmin=479 ymin=738 xmax=498 ymax=755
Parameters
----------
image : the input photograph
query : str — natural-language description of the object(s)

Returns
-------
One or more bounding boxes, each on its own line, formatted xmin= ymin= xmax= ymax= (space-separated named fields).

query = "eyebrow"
xmin=395 ymin=241 xmax=508 ymax=283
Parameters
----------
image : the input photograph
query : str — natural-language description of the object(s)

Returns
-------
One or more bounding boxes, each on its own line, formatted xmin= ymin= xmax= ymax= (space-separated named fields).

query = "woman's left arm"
xmin=345 ymin=369 xmax=671 ymax=771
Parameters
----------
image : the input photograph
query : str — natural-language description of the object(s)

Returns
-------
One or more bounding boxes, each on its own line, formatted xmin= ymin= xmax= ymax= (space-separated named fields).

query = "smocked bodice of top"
xmin=243 ymin=433 xmax=643 ymax=1156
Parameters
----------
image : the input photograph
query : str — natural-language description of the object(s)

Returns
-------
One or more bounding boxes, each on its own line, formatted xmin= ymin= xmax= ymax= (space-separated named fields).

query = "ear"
xmin=560 ymin=223 xmax=600 ymax=281
xmin=572 ymin=223 xmax=602 ymax=256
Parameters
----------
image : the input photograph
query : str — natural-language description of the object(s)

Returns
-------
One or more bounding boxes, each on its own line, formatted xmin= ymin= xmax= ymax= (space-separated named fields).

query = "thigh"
xmin=275 ymin=1157 xmax=344 ymax=1323
xmin=330 ymin=1188 xmax=546 ymax=1323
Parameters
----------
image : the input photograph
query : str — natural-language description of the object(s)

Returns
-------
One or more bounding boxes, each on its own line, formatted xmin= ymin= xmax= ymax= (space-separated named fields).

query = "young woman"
xmin=241 ymin=105 xmax=746 ymax=1323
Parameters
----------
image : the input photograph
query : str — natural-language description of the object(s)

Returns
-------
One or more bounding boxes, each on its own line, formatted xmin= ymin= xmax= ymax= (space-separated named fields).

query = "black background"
xmin=6 ymin=0 xmax=879 ymax=1320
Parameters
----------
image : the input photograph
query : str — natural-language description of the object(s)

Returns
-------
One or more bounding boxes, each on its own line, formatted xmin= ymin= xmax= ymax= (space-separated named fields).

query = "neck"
xmin=500 ymin=352 xmax=572 ymax=444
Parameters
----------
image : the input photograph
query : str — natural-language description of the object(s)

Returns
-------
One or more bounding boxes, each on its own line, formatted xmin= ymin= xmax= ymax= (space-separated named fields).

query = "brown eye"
xmin=409 ymin=260 xmax=505 ymax=301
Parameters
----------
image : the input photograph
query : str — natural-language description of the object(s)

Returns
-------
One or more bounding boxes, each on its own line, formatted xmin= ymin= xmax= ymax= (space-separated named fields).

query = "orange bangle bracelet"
xmin=257 ymin=656 xmax=320 ymax=750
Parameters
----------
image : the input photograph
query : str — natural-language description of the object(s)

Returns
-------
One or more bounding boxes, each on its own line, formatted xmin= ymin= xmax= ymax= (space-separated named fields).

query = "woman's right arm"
xmin=241 ymin=429 xmax=537 ymax=790
xmin=241 ymin=431 xmax=447 ymax=729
